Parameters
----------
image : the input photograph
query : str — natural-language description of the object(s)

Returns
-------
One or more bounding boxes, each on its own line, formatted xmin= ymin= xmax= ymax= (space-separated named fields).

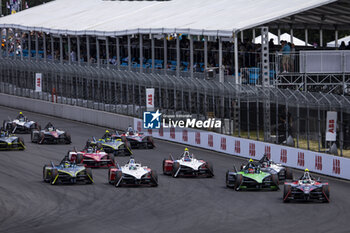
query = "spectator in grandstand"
xmin=339 ymin=41 xmax=346 ymax=50
xmin=280 ymin=40 xmax=290 ymax=72
xmin=70 ymin=50 xmax=76 ymax=62
xmin=290 ymin=43 xmax=295 ymax=72
xmin=269 ymin=38 xmax=275 ymax=51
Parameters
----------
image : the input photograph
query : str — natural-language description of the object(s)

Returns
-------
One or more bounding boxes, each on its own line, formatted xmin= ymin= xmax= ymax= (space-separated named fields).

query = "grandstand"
xmin=0 ymin=0 xmax=350 ymax=155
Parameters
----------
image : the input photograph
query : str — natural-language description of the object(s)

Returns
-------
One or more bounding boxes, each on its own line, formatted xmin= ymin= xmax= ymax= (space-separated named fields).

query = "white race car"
xmin=3 ymin=114 xmax=39 ymax=134
xmin=163 ymin=148 xmax=214 ymax=178
xmin=241 ymin=154 xmax=293 ymax=180
xmin=108 ymin=158 xmax=158 ymax=187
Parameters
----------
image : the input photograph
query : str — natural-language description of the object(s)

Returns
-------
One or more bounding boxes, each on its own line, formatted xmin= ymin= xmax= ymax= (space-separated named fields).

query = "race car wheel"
xmin=85 ymin=168 xmax=93 ymax=184
xmin=151 ymin=170 xmax=158 ymax=187
xmin=124 ymin=140 xmax=132 ymax=156
xmin=43 ymin=165 xmax=51 ymax=183
xmin=39 ymin=132 xmax=45 ymax=144
xmin=322 ymin=185 xmax=330 ymax=202
xmin=206 ymin=162 xmax=214 ymax=178
xmin=162 ymin=159 xmax=168 ymax=175
xmin=271 ymin=174 xmax=279 ymax=189
xmin=234 ymin=174 xmax=243 ymax=191
xmin=240 ymin=164 xmax=245 ymax=170
xmin=31 ymin=130 xmax=39 ymax=143
xmin=76 ymin=154 xmax=84 ymax=164
xmin=283 ymin=184 xmax=291 ymax=202
xmin=108 ymin=168 xmax=114 ymax=184
xmin=225 ymin=171 xmax=230 ymax=188
xmin=114 ymin=171 xmax=123 ymax=187
xmin=64 ymin=133 xmax=71 ymax=144
xmin=109 ymin=153 xmax=115 ymax=166
xmin=50 ymin=169 xmax=58 ymax=185
xmin=172 ymin=162 xmax=180 ymax=178
xmin=18 ymin=137 xmax=25 ymax=150
xmin=285 ymin=167 xmax=293 ymax=180
xmin=146 ymin=136 xmax=155 ymax=149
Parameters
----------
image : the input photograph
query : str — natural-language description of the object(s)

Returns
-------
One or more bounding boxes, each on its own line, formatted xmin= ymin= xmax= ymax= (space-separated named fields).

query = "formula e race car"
xmin=0 ymin=129 xmax=25 ymax=150
xmin=90 ymin=131 xmax=132 ymax=156
xmin=241 ymin=154 xmax=293 ymax=181
xmin=3 ymin=112 xmax=40 ymax=134
xmin=108 ymin=158 xmax=158 ymax=187
xmin=68 ymin=145 xmax=116 ymax=168
xmin=31 ymin=122 xmax=71 ymax=144
xmin=283 ymin=169 xmax=330 ymax=203
xmin=226 ymin=159 xmax=279 ymax=191
xmin=116 ymin=127 xmax=155 ymax=149
xmin=43 ymin=157 xmax=93 ymax=185
xmin=163 ymin=148 xmax=214 ymax=178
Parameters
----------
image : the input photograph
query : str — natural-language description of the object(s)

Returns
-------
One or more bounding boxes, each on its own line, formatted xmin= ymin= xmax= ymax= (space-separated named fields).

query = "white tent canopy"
xmin=254 ymin=32 xmax=311 ymax=46
xmin=327 ymin=35 xmax=350 ymax=47
xmin=0 ymin=0 xmax=336 ymax=37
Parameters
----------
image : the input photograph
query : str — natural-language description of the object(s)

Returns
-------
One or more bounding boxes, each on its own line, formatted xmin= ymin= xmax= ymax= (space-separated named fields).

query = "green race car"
xmin=0 ymin=130 xmax=25 ymax=150
xmin=226 ymin=159 xmax=279 ymax=191
xmin=90 ymin=136 xmax=132 ymax=156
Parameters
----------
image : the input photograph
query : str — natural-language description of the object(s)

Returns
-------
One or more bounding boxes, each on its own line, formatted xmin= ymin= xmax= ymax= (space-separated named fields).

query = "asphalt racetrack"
xmin=1 ymin=106 xmax=350 ymax=233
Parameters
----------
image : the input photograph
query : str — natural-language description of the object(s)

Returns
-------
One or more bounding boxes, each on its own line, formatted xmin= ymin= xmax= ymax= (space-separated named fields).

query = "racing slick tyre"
xmin=85 ymin=168 xmax=93 ymax=184
xmin=31 ymin=130 xmax=39 ymax=143
xmin=206 ymin=162 xmax=214 ymax=178
xmin=124 ymin=140 xmax=132 ymax=156
xmin=39 ymin=132 xmax=45 ymax=144
xmin=240 ymin=164 xmax=245 ymax=170
xmin=234 ymin=174 xmax=243 ymax=191
xmin=151 ymin=170 xmax=158 ymax=187
xmin=50 ymin=168 xmax=58 ymax=185
xmin=146 ymin=136 xmax=155 ymax=149
xmin=172 ymin=162 xmax=180 ymax=178
xmin=283 ymin=184 xmax=291 ymax=202
xmin=109 ymin=153 xmax=115 ymax=166
xmin=114 ymin=171 xmax=123 ymax=187
xmin=76 ymin=154 xmax=84 ymax=164
xmin=271 ymin=174 xmax=279 ymax=190
xmin=17 ymin=137 xmax=25 ymax=150
xmin=43 ymin=165 xmax=51 ymax=183
xmin=285 ymin=167 xmax=293 ymax=180
xmin=64 ymin=133 xmax=71 ymax=144
xmin=162 ymin=159 xmax=171 ymax=175
xmin=225 ymin=171 xmax=230 ymax=188
xmin=108 ymin=168 xmax=114 ymax=184
xmin=322 ymin=185 xmax=330 ymax=203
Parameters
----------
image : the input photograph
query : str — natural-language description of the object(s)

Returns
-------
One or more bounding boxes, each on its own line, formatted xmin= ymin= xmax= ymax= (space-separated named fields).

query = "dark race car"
xmin=116 ymin=127 xmax=155 ymax=149
xmin=90 ymin=130 xmax=132 ymax=156
xmin=3 ymin=112 xmax=40 ymax=134
xmin=163 ymin=148 xmax=214 ymax=178
xmin=241 ymin=154 xmax=293 ymax=181
xmin=68 ymin=144 xmax=116 ymax=168
xmin=226 ymin=159 xmax=279 ymax=191
xmin=43 ymin=157 xmax=93 ymax=185
xmin=283 ymin=169 xmax=330 ymax=203
xmin=0 ymin=129 xmax=25 ymax=150
xmin=31 ymin=122 xmax=71 ymax=144
xmin=108 ymin=158 xmax=158 ymax=187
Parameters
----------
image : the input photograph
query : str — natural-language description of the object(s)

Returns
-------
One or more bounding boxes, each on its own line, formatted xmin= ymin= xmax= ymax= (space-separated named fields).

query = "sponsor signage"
xmin=326 ymin=111 xmax=337 ymax=141
xmin=146 ymin=88 xmax=155 ymax=111
xmin=35 ymin=73 xmax=42 ymax=92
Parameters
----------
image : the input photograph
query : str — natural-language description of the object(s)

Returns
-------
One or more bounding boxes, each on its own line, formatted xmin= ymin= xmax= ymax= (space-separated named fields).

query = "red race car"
xmin=163 ymin=148 xmax=213 ymax=178
xmin=108 ymin=158 xmax=158 ymax=187
xmin=68 ymin=146 xmax=115 ymax=168
xmin=283 ymin=169 xmax=330 ymax=203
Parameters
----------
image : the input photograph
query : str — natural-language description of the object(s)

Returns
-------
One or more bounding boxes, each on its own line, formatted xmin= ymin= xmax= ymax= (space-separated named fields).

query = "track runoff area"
xmin=1 ymin=106 xmax=350 ymax=233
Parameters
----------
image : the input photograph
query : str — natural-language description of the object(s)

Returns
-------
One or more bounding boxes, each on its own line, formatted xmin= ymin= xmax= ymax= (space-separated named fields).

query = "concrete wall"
xmin=0 ymin=93 xmax=134 ymax=130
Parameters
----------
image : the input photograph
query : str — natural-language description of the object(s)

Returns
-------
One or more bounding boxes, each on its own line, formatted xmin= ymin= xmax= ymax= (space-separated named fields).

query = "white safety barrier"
xmin=134 ymin=119 xmax=350 ymax=180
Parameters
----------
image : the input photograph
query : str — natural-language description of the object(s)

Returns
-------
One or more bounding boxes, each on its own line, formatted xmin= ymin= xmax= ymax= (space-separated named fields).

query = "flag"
xmin=25 ymin=1 xmax=28 ymax=9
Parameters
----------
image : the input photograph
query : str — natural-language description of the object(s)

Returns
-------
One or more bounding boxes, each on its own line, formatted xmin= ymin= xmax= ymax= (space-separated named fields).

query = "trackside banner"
xmin=326 ymin=111 xmax=337 ymax=141
xmin=146 ymin=88 xmax=155 ymax=111
xmin=134 ymin=118 xmax=350 ymax=180
xmin=35 ymin=73 xmax=42 ymax=92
